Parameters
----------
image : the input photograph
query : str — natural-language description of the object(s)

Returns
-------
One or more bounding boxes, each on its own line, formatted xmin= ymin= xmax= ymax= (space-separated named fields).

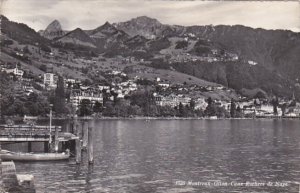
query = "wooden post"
xmin=54 ymin=126 xmax=59 ymax=152
xmin=88 ymin=126 xmax=94 ymax=164
xmin=61 ymin=142 xmax=66 ymax=151
xmin=73 ymin=119 xmax=77 ymax=135
xmin=75 ymin=139 xmax=81 ymax=164
xmin=0 ymin=144 xmax=2 ymax=187
xmin=44 ymin=142 xmax=49 ymax=153
xmin=28 ymin=142 xmax=32 ymax=152
xmin=70 ymin=121 xmax=74 ymax=134
xmin=75 ymin=121 xmax=81 ymax=164
xmin=82 ymin=121 xmax=88 ymax=149
xmin=65 ymin=122 xmax=70 ymax=133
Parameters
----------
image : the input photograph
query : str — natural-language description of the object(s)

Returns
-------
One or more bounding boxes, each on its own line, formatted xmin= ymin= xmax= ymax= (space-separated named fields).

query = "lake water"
xmin=6 ymin=119 xmax=300 ymax=193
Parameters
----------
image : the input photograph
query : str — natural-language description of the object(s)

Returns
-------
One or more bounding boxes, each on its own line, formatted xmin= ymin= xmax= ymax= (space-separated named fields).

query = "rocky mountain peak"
xmin=90 ymin=21 xmax=122 ymax=38
xmin=132 ymin=16 xmax=161 ymax=25
xmin=114 ymin=16 xmax=165 ymax=38
xmin=99 ymin=21 xmax=117 ymax=32
xmin=42 ymin=19 xmax=64 ymax=39
xmin=46 ymin=20 xmax=62 ymax=31
xmin=0 ymin=15 xmax=9 ymax=21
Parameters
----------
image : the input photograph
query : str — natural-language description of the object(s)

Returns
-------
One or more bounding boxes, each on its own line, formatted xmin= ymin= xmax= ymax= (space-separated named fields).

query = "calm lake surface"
xmin=7 ymin=119 xmax=300 ymax=193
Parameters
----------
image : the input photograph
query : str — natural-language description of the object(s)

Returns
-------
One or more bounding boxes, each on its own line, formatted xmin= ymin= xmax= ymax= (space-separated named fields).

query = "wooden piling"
xmin=28 ymin=142 xmax=32 ymax=152
xmin=1 ymin=161 xmax=18 ymax=189
xmin=0 ymin=144 xmax=2 ymax=186
xmin=88 ymin=126 xmax=94 ymax=164
xmin=82 ymin=121 xmax=88 ymax=149
xmin=65 ymin=122 xmax=70 ymax=133
xmin=73 ymin=118 xmax=78 ymax=134
xmin=61 ymin=141 xmax=66 ymax=151
xmin=54 ymin=126 xmax=59 ymax=152
xmin=0 ymin=161 xmax=2 ymax=187
xmin=70 ymin=121 xmax=74 ymax=134
xmin=75 ymin=121 xmax=81 ymax=164
xmin=75 ymin=139 xmax=81 ymax=164
xmin=44 ymin=142 xmax=49 ymax=153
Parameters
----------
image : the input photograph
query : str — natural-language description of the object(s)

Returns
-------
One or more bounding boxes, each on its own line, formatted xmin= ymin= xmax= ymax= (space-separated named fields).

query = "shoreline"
xmin=3 ymin=115 xmax=300 ymax=123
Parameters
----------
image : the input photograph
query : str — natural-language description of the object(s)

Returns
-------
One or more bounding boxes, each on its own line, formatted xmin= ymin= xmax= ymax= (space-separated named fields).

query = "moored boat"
xmin=0 ymin=149 xmax=70 ymax=161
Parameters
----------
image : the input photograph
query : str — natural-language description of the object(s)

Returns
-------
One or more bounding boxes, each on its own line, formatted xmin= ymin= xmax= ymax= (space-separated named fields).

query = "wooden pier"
xmin=71 ymin=119 xmax=94 ymax=164
xmin=0 ymin=125 xmax=79 ymax=144
xmin=0 ymin=120 xmax=95 ymax=192
xmin=0 ymin=120 xmax=94 ymax=164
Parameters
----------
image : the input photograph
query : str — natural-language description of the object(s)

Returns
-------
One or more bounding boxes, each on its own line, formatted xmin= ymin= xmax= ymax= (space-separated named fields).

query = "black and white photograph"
xmin=0 ymin=0 xmax=300 ymax=192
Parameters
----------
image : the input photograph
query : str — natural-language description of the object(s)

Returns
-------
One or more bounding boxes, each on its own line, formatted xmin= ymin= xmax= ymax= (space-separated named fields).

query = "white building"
xmin=158 ymin=83 xmax=170 ymax=88
xmin=3 ymin=65 xmax=24 ymax=77
xmin=255 ymin=104 xmax=281 ymax=116
xmin=98 ymin=85 xmax=110 ymax=91
xmin=43 ymin=73 xmax=57 ymax=88
xmin=155 ymin=94 xmax=191 ymax=107
xmin=70 ymin=90 xmax=103 ymax=110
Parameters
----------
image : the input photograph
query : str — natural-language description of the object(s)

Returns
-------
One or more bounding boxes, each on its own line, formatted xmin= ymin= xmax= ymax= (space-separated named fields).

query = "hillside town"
xmin=1 ymin=62 xmax=299 ymax=121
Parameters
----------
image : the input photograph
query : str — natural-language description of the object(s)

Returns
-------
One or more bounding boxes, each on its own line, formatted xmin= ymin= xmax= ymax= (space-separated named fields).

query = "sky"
xmin=1 ymin=0 xmax=300 ymax=32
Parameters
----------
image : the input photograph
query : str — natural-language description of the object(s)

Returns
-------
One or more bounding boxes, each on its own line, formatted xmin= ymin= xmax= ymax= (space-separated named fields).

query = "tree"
xmin=179 ymin=102 xmax=184 ymax=117
xmin=93 ymin=101 xmax=103 ymax=113
xmin=271 ymin=97 xmax=279 ymax=115
xmin=207 ymin=97 xmax=213 ymax=106
xmin=39 ymin=64 xmax=47 ymax=72
xmin=40 ymin=44 xmax=51 ymax=53
xmin=204 ymin=104 xmax=217 ymax=117
xmin=54 ymin=76 xmax=66 ymax=115
xmin=289 ymin=100 xmax=296 ymax=107
xmin=158 ymin=106 xmax=176 ymax=117
xmin=236 ymin=105 xmax=241 ymax=112
xmin=204 ymin=97 xmax=216 ymax=116
xmin=128 ymin=105 xmax=142 ymax=116
xmin=175 ymin=41 xmax=188 ymax=49
xmin=23 ymin=46 xmax=30 ymax=54
xmin=189 ymin=99 xmax=195 ymax=110
xmin=280 ymin=103 xmax=287 ymax=116
xmin=235 ymin=105 xmax=244 ymax=118
xmin=230 ymin=99 xmax=236 ymax=118
xmin=103 ymin=102 xmax=116 ymax=117
xmin=78 ymin=99 xmax=92 ymax=117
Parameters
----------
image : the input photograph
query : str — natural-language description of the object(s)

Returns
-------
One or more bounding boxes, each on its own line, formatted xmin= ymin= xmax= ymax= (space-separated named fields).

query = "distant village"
xmin=1 ymin=62 xmax=299 ymax=120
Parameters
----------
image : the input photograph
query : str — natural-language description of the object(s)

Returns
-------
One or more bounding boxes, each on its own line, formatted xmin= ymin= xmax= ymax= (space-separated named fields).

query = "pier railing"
xmin=0 ymin=125 xmax=62 ymax=142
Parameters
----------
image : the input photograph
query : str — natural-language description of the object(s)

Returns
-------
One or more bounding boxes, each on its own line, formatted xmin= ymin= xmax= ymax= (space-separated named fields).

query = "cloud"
xmin=1 ymin=0 xmax=300 ymax=32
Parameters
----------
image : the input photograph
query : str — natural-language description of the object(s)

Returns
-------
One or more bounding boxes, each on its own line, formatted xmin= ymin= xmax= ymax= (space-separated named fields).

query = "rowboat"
xmin=0 ymin=149 xmax=70 ymax=161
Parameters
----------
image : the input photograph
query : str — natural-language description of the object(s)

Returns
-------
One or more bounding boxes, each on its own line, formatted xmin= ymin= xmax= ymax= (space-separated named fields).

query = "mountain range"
xmin=1 ymin=15 xmax=299 ymax=99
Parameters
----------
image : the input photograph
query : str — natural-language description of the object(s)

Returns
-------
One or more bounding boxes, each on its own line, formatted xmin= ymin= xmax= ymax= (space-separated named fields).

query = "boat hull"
xmin=0 ymin=151 xmax=70 ymax=161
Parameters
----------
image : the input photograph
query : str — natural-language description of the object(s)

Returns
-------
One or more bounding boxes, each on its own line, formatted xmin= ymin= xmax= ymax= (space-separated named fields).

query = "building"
xmin=155 ymin=94 xmax=191 ymax=108
xmin=255 ymin=104 xmax=280 ymax=116
xmin=158 ymin=83 xmax=170 ymax=88
xmin=43 ymin=73 xmax=57 ymax=88
xmin=98 ymin=85 xmax=110 ymax=91
xmin=65 ymin=79 xmax=81 ymax=89
xmin=3 ymin=65 xmax=24 ymax=78
xmin=70 ymin=88 xmax=103 ymax=110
